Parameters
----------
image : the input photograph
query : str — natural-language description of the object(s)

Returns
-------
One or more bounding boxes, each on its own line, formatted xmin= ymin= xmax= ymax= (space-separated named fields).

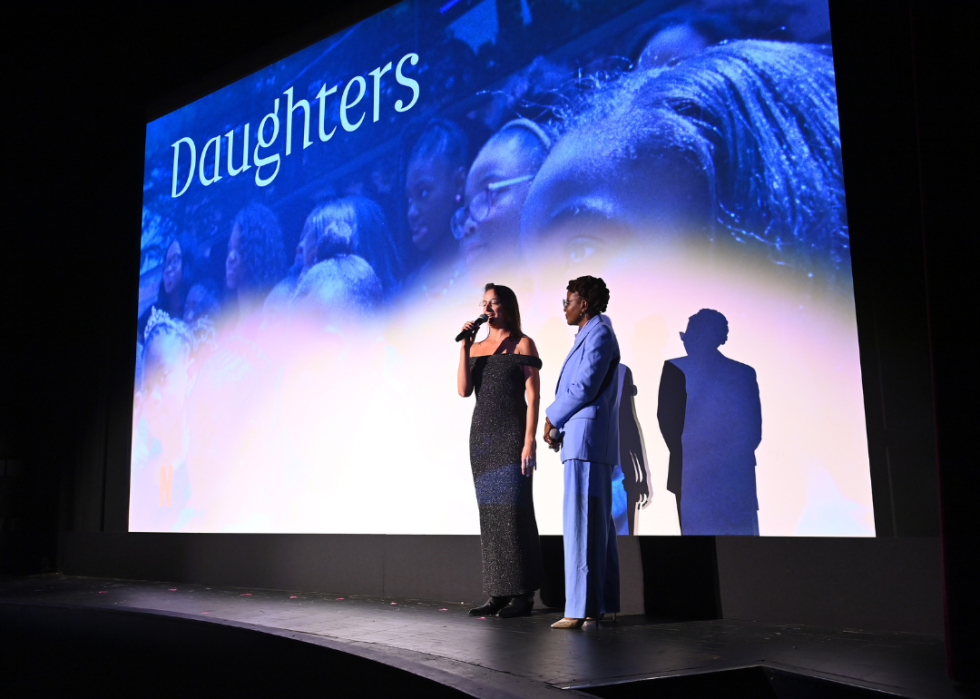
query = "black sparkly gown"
xmin=468 ymin=354 xmax=545 ymax=598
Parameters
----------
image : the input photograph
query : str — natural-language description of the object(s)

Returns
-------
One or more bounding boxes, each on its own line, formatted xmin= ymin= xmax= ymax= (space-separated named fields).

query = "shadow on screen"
xmin=613 ymin=364 xmax=651 ymax=536
xmin=658 ymin=309 xmax=762 ymax=536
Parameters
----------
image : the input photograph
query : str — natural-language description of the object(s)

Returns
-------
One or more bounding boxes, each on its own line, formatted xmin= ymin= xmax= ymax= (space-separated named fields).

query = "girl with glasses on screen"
xmin=457 ymin=283 xmax=545 ymax=619
xmin=136 ymin=232 xmax=198 ymax=344
xmin=453 ymin=119 xmax=551 ymax=274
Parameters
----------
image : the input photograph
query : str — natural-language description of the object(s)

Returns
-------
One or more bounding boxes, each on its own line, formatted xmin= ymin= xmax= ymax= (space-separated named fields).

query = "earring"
xmin=455 ymin=193 xmax=462 ymax=202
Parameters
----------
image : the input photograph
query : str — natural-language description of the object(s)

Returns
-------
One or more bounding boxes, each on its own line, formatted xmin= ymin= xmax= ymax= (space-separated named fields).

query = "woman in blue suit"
xmin=543 ymin=276 xmax=621 ymax=628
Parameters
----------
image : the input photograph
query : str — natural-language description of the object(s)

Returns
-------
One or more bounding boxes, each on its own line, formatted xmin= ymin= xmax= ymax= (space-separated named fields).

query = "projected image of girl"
xmin=520 ymin=40 xmax=847 ymax=279
xmin=137 ymin=233 xmax=198 ymax=342
xmin=404 ymin=119 xmax=470 ymax=288
xmin=225 ymin=203 xmax=287 ymax=334
xmin=453 ymin=119 xmax=551 ymax=278
xmin=457 ymin=283 xmax=544 ymax=618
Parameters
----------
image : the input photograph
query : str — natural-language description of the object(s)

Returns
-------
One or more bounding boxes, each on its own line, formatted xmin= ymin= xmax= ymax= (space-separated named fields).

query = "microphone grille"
xmin=478 ymin=314 xmax=489 ymax=322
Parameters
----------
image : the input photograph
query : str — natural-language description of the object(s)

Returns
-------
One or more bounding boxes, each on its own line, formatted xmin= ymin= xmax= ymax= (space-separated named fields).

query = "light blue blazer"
xmin=546 ymin=314 xmax=621 ymax=464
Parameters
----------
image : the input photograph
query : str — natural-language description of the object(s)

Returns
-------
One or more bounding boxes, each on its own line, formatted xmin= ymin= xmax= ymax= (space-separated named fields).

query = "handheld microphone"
xmin=548 ymin=427 xmax=561 ymax=451
xmin=455 ymin=314 xmax=489 ymax=342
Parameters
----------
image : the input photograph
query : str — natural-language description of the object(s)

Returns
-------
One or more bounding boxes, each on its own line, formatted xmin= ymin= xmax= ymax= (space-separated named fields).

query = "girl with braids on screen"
xmin=520 ymin=40 xmax=848 ymax=283
xmin=403 ymin=119 xmax=470 ymax=286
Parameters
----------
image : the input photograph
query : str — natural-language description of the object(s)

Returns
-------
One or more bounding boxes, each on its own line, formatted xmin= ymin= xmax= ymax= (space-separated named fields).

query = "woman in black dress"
xmin=457 ymin=283 xmax=545 ymax=618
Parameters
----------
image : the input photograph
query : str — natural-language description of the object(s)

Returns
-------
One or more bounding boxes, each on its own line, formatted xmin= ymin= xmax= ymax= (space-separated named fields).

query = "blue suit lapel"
xmin=555 ymin=315 xmax=602 ymax=393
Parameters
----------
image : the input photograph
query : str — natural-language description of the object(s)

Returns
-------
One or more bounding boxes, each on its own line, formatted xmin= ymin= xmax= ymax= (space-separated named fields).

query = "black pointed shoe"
xmin=498 ymin=594 xmax=534 ymax=618
xmin=468 ymin=596 xmax=512 ymax=616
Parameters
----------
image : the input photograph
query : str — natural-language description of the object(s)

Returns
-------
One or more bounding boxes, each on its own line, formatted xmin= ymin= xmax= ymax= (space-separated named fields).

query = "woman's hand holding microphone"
xmin=460 ymin=320 xmax=477 ymax=346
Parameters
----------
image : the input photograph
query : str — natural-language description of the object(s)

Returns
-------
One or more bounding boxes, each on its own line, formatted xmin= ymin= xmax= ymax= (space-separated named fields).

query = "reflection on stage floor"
xmin=1 ymin=575 xmax=961 ymax=699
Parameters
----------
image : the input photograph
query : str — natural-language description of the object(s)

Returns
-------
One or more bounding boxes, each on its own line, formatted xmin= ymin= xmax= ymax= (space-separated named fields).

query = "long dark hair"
xmin=484 ymin=283 xmax=522 ymax=338
xmin=232 ymin=203 xmax=286 ymax=294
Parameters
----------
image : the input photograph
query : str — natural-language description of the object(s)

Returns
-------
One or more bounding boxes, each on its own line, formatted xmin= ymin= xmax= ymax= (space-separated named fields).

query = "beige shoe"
xmin=551 ymin=617 xmax=585 ymax=629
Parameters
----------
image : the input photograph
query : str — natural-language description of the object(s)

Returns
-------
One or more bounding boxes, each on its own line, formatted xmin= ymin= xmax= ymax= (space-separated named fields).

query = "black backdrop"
xmin=2 ymin=0 xmax=975 ymax=680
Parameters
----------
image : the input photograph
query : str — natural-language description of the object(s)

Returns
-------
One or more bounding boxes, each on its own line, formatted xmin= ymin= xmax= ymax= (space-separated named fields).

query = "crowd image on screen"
xmin=183 ymin=283 xmax=220 ymax=325
xmin=139 ymin=0 xmax=841 ymax=334
xmin=134 ymin=0 xmax=845 ymax=530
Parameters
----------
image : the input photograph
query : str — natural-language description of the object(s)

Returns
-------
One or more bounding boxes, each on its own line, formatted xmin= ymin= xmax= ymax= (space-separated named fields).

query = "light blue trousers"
xmin=563 ymin=459 xmax=620 ymax=618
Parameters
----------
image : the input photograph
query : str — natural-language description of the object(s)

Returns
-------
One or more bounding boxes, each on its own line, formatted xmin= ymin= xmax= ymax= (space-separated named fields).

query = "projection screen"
xmin=133 ymin=0 xmax=874 ymax=536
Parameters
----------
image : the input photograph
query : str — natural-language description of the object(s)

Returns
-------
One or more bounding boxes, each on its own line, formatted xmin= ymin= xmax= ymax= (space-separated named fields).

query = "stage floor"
xmin=0 ymin=575 xmax=963 ymax=698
